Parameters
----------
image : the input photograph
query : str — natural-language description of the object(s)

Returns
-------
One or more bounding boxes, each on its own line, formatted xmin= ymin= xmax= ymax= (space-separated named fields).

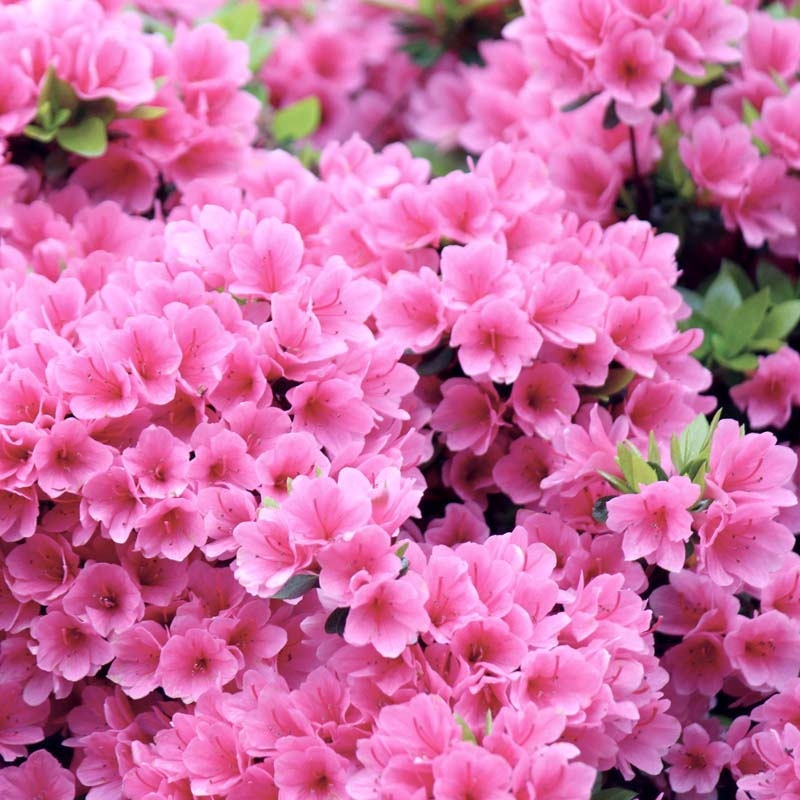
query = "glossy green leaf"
xmin=602 ymin=100 xmax=620 ymax=129
xmin=756 ymin=260 xmax=795 ymax=303
xmin=673 ymin=63 xmax=724 ymax=86
xmin=597 ymin=470 xmax=632 ymax=495
xmin=23 ymin=123 xmax=58 ymax=143
xmin=454 ymin=714 xmax=477 ymax=744
xmin=561 ymin=91 xmax=601 ymax=113
xmin=271 ymin=573 xmax=319 ymax=600
xmin=121 ymin=104 xmax=168 ymax=120
xmin=272 ymin=96 xmax=321 ymax=143
xmin=55 ymin=116 xmax=108 ymax=157
xmin=324 ymin=606 xmax=349 ymax=636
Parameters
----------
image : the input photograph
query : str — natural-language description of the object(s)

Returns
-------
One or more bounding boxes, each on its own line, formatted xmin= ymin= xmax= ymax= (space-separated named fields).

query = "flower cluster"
xmin=2 ymin=1 xmax=800 ymax=800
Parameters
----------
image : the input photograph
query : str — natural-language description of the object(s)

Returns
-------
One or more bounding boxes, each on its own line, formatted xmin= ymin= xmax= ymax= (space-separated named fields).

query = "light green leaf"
xmin=757 ymin=300 xmax=800 ymax=340
xmin=742 ymin=98 xmax=760 ymax=126
xmin=630 ymin=457 xmax=658 ymax=489
xmin=55 ymin=116 xmax=108 ymax=157
xmin=248 ymin=34 xmax=273 ymax=71
xmin=673 ymin=63 xmax=725 ymax=86
xmin=272 ymin=96 xmax=321 ymax=143
xmin=213 ymin=0 xmax=261 ymax=39
xmin=703 ymin=271 xmax=742 ymax=328
xmin=597 ymin=470 xmax=632 ymax=495
xmin=720 ymin=287 xmax=770 ymax=356
xmin=121 ymin=104 xmax=168 ymax=120
xmin=485 ymin=710 xmax=493 ymax=736
xmin=454 ymin=714 xmax=477 ymax=744
xmin=647 ymin=431 xmax=660 ymax=465
xmin=23 ymin=123 xmax=58 ymax=143
xmin=716 ymin=352 xmax=759 ymax=372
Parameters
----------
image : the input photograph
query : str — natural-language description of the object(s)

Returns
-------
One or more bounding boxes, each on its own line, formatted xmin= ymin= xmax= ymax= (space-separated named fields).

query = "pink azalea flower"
xmin=679 ymin=117 xmax=759 ymax=199
xmin=724 ymin=610 xmax=800 ymax=690
xmin=665 ymin=724 xmax=732 ymax=795
xmin=430 ymin=378 xmax=503 ymax=455
xmin=451 ymin=297 xmax=542 ymax=383
xmin=510 ymin=363 xmax=580 ymax=439
xmin=274 ymin=741 xmax=350 ymax=800
xmin=606 ymin=476 xmax=700 ymax=571
xmin=158 ymin=628 xmax=240 ymax=703
xmin=594 ymin=20 xmax=674 ymax=110
xmin=345 ymin=575 xmax=430 ymax=658
xmin=5 ymin=532 xmax=79 ymax=604
xmin=122 ymin=425 xmax=190 ymax=499
xmin=0 ymin=681 xmax=49 ymax=761
xmin=32 ymin=418 xmax=113 ymax=498
xmin=432 ymin=743 xmax=513 ymax=800
xmin=731 ymin=347 xmax=800 ymax=430
xmin=135 ymin=495 xmax=207 ymax=561
xmin=0 ymin=749 xmax=75 ymax=799
xmin=61 ymin=563 xmax=144 ymax=637
xmin=107 ymin=620 xmax=169 ymax=699
xmin=30 ymin=610 xmax=113 ymax=682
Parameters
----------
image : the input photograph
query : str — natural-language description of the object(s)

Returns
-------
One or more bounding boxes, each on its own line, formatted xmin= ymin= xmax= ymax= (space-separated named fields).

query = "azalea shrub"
xmin=2 ymin=1 xmax=800 ymax=799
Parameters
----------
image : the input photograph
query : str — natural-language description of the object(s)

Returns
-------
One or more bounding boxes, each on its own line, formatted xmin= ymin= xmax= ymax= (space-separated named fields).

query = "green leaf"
xmin=716 ymin=352 xmax=759 ymax=372
xmin=677 ymin=413 xmax=710 ymax=467
xmin=631 ymin=456 xmax=658 ymax=488
xmin=407 ymin=140 xmax=468 ymax=177
xmin=750 ymin=337 xmax=786 ymax=353
xmin=757 ymin=300 xmax=800 ymax=340
xmin=485 ymin=710 xmax=493 ymax=736
xmin=213 ymin=0 xmax=261 ymax=40
xmin=395 ymin=542 xmax=410 ymax=559
xmin=55 ymin=116 xmax=108 ymax=157
xmin=647 ymin=431 xmax=660 ymax=465
xmin=416 ymin=344 xmax=455 ymax=375
xmin=720 ymin=259 xmax=755 ymax=298
xmin=23 ymin=123 xmax=58 ymax=143
xmin=648 ymin=461 xmax=669 ymax=482
xmin=602 ymin=100 xmax=620 ymax=130
xmin=454 ymin=714 xmax=477 ymax=744
xmin=272 ymin=96 xmax=321 ymax=143
xmin=401 ymin=39 xmax=445 ymax=68
xmin=271 ymin=573 xmax=319 ymax=600
xmin=616 ymin=443 xmax=635 ymax=489
xmin=560 ymin=91 xmax=601 ymax=113
xmin=120 ymin=104 xmax=168 ymax=120
xmin=771 ymin=68 xmax=790 ymax=94
xmin=592 ymin=789 xmax=638 ymax=800
xmin=248 ymin=34 xmax=273 ymax=71
xmin=324 ymin=606 xmax=349 ymax=636
xmin=720 ymin=287 xmax=770 ymax=356
xmin=672 ymin=63 xmax=725 ymax=86
xmin=742 ymin=98 xmax=760 ymax=126
xmin=592 ymin=496 xmax=612 ymax=524
xmin=585 ymin=367 xmax=635 ymax=401
xmin=597 ymin=470 xmax=632 ymax=495
xmin=262 ymin=496 xmax=279 ymax=509
xmin=757 ymin=260 xmax=795 ymax=302
xmin=703 ymin=271 xmax=742 ymax=328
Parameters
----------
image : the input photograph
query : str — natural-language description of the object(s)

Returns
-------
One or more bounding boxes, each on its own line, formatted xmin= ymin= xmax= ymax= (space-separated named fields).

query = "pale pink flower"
xmin=135 ymin=495 xmax=207 ymax=561
xmin=5 ymin=532 xmax=79 ymax=604
xmin=595 ymin=20 xmax=674 ymax=109
xmin=0 ymin=682 xmax=49 ymax=761
xmin=666 ymin=724 xmax=732 ymax=794
xmin=724 ymin=611 xmax=800 ymax=690
xmin=731 ymin=347 xmax=800 ymax=430
xmin=107 ymin=620 xmax=169 ymax=699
